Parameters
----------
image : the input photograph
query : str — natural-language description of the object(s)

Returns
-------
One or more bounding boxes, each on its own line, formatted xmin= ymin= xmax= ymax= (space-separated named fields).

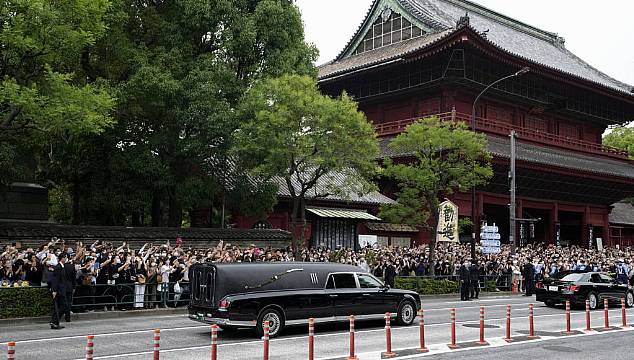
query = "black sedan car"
xmin=536 ymin=271 xmax=634 ymax=309
xmin=188 ymin=262 xmax=421 ymax=337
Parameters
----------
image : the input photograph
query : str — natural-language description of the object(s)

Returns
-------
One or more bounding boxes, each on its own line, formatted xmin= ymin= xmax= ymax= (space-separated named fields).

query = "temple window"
xmin=353 ymin=9 xmax=424 ymax=55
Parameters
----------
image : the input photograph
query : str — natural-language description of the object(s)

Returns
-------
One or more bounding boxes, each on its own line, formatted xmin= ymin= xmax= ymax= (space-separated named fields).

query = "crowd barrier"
xmin=3 ymin=298 xmax=632 ymax=359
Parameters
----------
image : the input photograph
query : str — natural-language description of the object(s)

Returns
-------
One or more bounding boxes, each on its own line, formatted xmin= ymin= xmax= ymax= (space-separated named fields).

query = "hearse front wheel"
xmin=396 ymin=300 xmax=416 ymax=326
xmin=256 ymin=308 xmax=285 ymax=338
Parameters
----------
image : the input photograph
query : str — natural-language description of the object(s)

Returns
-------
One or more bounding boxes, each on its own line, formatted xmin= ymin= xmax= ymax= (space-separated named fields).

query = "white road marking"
xmin=354 ymin=323 xmax=634 ymax=359
xmin=0 ymin=325 xmax=210 ymax=345
xmin=56 ymin=311 xmax=634 ymax=359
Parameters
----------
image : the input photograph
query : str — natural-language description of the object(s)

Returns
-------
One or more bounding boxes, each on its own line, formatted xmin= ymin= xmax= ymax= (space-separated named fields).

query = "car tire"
xmin=256 ymin=308 xmax=285 ymax=338
xmin=396 ymin=300 xmax=416 ymax=326
xmin=626 ymin=292 xmax=634 ymax=308
xmin=587 ymin=292 xmax=599 ymax=310
xmin=545 ymin=300 xmax=556 ymax=308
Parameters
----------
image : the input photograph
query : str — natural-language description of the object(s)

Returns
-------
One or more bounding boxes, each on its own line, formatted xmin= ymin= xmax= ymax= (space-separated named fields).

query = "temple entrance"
xmin=520 ymin=208 xmax=550 ymax=246
xmin=559 ymin=211 xmax=583 ymax=246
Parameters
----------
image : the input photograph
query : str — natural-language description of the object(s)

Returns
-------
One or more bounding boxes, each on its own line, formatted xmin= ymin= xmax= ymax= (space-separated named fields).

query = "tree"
xmin=45 ymin=0 xmax=318 ymax=226
xmin=604 ymin=126 xmax=634 ymax=159
xmin=379 ymin=117 xmax=493 ymax=274
xmin=234 ymin=74 xmax=379 ymax=253
xmin=0 ymin=0 xmax=115 ymax=184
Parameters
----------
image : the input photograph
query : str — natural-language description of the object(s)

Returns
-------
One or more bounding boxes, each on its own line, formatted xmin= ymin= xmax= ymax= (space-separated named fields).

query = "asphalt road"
xmin=1 ymin=294 xmax=633 ymax=359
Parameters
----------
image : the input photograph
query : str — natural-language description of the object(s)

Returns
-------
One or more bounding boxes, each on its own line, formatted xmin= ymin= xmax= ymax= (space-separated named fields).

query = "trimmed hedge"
xmin=395 ymin=277 xmax=460 ymax=295
xmin=0 ymin=287 xmax=52 ymax=319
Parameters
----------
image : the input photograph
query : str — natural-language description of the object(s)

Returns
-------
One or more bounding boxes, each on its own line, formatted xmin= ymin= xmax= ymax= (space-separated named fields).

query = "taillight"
xmin=536 ymin=282 xmax=543 ymax=289
xmin=567 ymin=284 xmax=580 ymax=292
xmin=219 ymin=298 xmax=231 ymax=309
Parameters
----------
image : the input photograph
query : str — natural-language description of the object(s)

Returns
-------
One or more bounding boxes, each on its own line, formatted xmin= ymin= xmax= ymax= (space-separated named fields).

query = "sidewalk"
xmin=0 ymin=306 xmax=188 ymax=326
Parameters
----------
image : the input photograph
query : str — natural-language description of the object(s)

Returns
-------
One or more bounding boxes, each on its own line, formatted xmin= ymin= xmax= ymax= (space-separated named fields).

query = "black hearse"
xmin=188 ymin=262 xmax=421 ymax=337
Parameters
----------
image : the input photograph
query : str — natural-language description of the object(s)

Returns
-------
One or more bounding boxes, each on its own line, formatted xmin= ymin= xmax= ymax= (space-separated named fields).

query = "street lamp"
xmin=469 ymin=66 xmax=530 ymax=260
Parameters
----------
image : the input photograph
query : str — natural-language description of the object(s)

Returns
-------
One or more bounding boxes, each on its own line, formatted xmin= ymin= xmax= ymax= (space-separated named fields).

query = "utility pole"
xmin=470 ymin=67 xmax=530 ymax=259
xmin=509 ymin=130 xmax=517 ymax=255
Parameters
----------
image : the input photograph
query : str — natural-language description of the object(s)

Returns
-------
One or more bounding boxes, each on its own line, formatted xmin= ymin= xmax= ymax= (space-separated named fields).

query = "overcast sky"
xmin=295 ymin=0 xmax=634 ymax=87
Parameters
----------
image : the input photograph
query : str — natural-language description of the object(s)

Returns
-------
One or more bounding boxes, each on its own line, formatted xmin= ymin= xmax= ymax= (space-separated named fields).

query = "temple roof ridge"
xmin=413 ymin=0 xmax=562 ymax=43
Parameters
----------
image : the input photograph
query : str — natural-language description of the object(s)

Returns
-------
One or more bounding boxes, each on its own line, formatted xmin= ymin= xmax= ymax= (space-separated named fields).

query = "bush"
xmin=394 ymin=277 xmax=460 ymax=295
xmin=0 ymin=287 xmax=52 ymax=319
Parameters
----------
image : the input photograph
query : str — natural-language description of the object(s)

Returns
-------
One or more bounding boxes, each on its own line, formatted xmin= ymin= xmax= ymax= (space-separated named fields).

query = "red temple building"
xmin=234 ymin=0 xmax=634 ymax=250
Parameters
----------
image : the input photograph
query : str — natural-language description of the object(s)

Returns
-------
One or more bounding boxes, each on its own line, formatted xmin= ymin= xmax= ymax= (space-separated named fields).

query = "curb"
xmin=0 ymin=307 xmax=188 ymax=326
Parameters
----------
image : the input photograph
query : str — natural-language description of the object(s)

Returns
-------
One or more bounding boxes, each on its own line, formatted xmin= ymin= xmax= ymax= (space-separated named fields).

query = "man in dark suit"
xmin=523 ymin=258 xmax=535 ymax=297
xmin=48 ymin=254 xmax=68 ymax=329
xmin=63 ymin=254 xmax=77 ymax=322
xmin=458 ymin=259 xmax=471 ymax=301
xmin=469 ymin=260 xmax=480 ymax=299
xmin=384 ymin=259 xmax=397 ymax=288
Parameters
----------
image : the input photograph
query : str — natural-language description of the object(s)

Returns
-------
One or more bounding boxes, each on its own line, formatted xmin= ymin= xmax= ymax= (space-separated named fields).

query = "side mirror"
xmin=380 ymin=284 xmax=390 ymax=292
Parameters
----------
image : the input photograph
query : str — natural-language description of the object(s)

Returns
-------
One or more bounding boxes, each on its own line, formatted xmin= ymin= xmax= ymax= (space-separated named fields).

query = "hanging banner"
xmin=437 ymin=199 xmax=459 ymax=242
xmin=596 ymin=237 xmax=603 ymax=251
xmin=555 ymin=222 xmax=561 ymax=246
xmin=529 ymin=222 xmax=535 ymax=239
xmin=588 ymin=225 xmax=594 ymax=250
xmin=519 ymin=221 xmax=526 ymax=247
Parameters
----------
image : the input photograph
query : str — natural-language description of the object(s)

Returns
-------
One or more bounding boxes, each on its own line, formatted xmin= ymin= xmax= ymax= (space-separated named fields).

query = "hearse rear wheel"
xmin=545 ymin=300 xmax=556 ymax=308
xmin=396 ymin=300 xmax=416 ymax=326
xmin=256 ymin=308 xmax=284 ymax=338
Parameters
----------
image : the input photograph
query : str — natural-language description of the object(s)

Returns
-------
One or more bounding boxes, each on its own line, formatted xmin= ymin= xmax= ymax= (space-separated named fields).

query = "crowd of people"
xmin=3 ymin=238 xmax=634 ymax=327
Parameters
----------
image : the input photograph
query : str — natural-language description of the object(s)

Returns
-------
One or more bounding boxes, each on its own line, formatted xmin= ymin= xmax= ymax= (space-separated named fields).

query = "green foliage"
xmin=380 ymin=116 xmax=493 ymax=228
xmin=394 ymin=277 xmax=460 ymax=295
xmin=49 ymin=185 xmax=72 ymax=223
xmin=38 ymin=0 xmax=318 ymax=225
xmin=234 ymin=74 xmax=379 ymax=249
xmin=0 ymin=0 xmax=115 ymax=183
xmin=0 ymin=287 xmax=52 ymax=318
xmin=379 ymin=117 xmax=493 ymax=274
xmin=458 ymin=217 xmax=473 ymax=235
xmin=604 ymin=127 xmax=634 ymax=159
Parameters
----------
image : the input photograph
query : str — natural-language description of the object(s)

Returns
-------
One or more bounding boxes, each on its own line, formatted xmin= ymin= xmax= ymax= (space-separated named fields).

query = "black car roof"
xmin=197 ymin=261 xmax=363 ymax=274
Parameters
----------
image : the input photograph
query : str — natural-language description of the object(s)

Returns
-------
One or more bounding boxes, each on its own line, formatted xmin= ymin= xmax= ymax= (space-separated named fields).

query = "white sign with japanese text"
xmin=437 ymin=199 xmax=459 ymax=243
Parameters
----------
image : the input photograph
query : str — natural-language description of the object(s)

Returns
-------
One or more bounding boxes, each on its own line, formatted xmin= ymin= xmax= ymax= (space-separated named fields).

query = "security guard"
xmin=48 ymin=253 xmax=68 ymax=329
xmin=458 ymin=259 xmax=471 ymax=301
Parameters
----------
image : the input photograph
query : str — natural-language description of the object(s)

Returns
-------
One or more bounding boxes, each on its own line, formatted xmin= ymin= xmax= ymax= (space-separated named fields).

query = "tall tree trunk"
xmin=290 ymin=196 xmax=300 ymax=257
xmin=167 ymin=186 xmax=182 ymax=227
xmin=151 ymin=190 xmax=162 ymax=227
xmin=72 ymin=173 xmax=80 ymax=225
xmin=298 ymin=197 xmax=307 ymax=256
xmin=131 ymin=210 xmax=141 ymax=227
xmin=429 ymin=210 xmax=440 ymax=276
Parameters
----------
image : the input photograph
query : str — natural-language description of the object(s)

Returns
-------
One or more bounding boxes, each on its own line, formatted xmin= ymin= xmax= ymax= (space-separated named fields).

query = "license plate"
xmin=548 ymin=286 xmax=558 ymax=292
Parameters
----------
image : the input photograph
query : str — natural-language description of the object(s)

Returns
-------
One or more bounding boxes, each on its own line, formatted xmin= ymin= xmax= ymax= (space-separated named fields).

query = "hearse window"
xmin=206 ymin=272 xmax=213 ymax=301
xmin=331 ymin=273 xmax=357 ymax=289
xmin=326 ymin=276 xmax=335 ymax=289
xmin=357 ymin=274 xmax=382 ymax=288
xmin=591 ymin=274 xmax=602 ymax=283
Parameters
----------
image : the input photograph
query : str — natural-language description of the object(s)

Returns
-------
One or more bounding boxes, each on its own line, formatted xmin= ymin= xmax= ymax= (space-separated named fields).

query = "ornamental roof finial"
xmin=457 ymin=12 xmax=470 ymax=28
